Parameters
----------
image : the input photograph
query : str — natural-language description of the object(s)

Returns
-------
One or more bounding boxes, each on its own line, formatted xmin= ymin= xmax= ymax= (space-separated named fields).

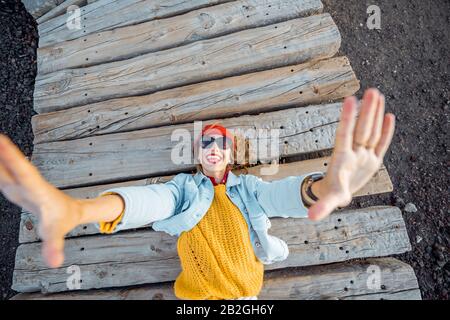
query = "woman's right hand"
xmin=0 ymin=134 xmax=82 ymax=268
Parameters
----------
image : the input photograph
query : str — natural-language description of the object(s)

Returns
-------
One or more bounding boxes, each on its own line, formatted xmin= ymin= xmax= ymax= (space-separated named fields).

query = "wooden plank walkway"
xmin=13 ymin=206 xmax=410 ymax=293
xmin=32 ymin=56 xmax=358 ymax=143
xmin=37 ymin=0 xmax=324 ymax=74
xmin=35 ymin=13 xmax=341 ymax=112
xmin=38 ymin=0 xmax=236 ymax=47
xmin=14 ymin=0 xmax=421 ymax=299
xmin=12 ymin=258 xmax=421 ymax=300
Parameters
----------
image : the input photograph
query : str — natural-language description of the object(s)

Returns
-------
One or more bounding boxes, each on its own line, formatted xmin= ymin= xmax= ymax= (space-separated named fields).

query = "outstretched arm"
xmin=0 ymin=134 xmax=124 ymax=268
xmin=306 ymin=88 xmax=396 ymax=220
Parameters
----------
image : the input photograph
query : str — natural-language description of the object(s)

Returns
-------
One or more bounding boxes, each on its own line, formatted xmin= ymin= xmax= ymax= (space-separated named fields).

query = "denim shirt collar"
xmin=193 ymin=170 xmax=241 ymax=188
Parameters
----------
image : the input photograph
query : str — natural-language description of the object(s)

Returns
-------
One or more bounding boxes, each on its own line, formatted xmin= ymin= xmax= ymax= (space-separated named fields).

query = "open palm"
xmin=0 ymin=136 xmax=81 ymax=268
xmin=308 ymin=88 xmax=396 ymax=221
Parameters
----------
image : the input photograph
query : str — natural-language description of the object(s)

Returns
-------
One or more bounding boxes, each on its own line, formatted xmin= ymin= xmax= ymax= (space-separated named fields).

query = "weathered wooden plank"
xmin=263 ymin=257 xmax=421 ymax=300
xmin=12 ymin=206 xmax=411 ymax=293
xmin=36 ymin=0 xmax=87 ymax=24
xmin=37 ymin=0 xmax=324 ymax=74
xmin=10 ymin=258 xmax=421 ymax=300
xmin=18 ymin=157 xmax=392 ymax=243
xmin=22 ymin=0 xmax=65 ymax=19
xmin=32 ymin=57 xmax=359 ymax=144
xmin=38 ymin=0 xmax=235 ymax=47
xmin=31 ymin=102 xmax=344 ymax=188
xmin=34 ymin=14 xmax=341 ymax=113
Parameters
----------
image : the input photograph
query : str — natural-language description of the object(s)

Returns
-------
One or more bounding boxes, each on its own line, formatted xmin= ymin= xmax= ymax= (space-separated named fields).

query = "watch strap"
xmin=301 ymin=172 xmax=325 ymax=207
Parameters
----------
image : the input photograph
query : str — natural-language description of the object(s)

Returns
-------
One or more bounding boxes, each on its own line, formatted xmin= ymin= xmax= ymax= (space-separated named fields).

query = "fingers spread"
xmin=353 ymin=88 xmax=380 ymax=148
xmin=366 ymin=94 xmax=385 ymax=148
xmin=334 ymin=96 xmax=358 ymax=152
xmin=375 ymin=113 xmax=396 ymax=159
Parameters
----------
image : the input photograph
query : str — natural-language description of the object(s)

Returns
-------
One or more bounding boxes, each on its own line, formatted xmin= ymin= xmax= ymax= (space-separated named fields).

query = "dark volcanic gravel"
xmin=0 ymin=0 xmax=37 ymax=300
xmin=321 ymin=0 xmax=449 ymax=300
xmin=0 ymin=0 xmax=448 ymax=300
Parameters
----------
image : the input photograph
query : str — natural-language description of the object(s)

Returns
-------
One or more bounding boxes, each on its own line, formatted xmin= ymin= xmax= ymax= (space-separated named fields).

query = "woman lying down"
xmin=0 ymin=88 xmax=395 ymax=300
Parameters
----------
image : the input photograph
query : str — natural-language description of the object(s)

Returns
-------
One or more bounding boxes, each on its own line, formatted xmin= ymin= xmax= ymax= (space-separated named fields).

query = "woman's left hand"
xmin=307 ymin=88 xmax=396 ymax=221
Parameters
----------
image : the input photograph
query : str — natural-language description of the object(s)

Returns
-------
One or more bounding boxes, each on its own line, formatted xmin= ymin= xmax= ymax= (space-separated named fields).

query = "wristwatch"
xmin=301 ymin=172 xmax=325 ymax=208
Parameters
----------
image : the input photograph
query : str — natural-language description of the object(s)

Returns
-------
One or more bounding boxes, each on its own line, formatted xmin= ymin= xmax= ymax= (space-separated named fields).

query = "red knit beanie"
xmin=193 ymin=123 xmax=236 ymax=153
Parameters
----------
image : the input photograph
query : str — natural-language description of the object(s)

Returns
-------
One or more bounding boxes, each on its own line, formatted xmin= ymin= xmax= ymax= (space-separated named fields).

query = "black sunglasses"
xmin=201 ymin=135 xmax=233 ymax=150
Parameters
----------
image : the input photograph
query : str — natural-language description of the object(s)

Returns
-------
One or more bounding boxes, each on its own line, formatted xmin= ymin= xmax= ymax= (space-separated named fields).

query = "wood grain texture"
xmin=36 ymin=0 xmax=87 ymax=24
xmin=12 ymin=206 xmax=411 ymax=293
xmin=34 ymin=14 xmax=341 ymax=113
xmin=259 ymin=258 xmax=421 ymax=300
xmin=18 ymin=157 xmax=392 ymax=243
xmin=32 ymin=56 xmax=359 ymax=144
xmin=31 ymin=102 xmax=344 ymax=188
xmin=22 ymin=0 xmax=65 ymax=19
xmin=38 ymin=0 xmax=235 ymax=47
xmin=11 ymin=258 xmax=421 ymax=299
xmin=37 ymin=0 xmax=323 ymax=74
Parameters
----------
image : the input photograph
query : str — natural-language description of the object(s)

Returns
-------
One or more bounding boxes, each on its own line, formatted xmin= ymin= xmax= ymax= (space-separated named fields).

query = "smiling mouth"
xmin=206 ymin=153 xmax=222 ymax=164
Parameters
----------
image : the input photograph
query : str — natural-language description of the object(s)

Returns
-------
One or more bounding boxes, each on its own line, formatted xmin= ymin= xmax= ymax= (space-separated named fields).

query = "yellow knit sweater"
xmin=98 ymin=185 xmax=264 ymax=300
xmin=174 ymin=184 xmax=264 ymax=300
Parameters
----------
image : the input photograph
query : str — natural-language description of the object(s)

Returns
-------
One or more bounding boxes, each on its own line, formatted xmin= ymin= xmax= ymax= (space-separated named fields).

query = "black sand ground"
xmin=0 ymin=0 xmax=448 ymax=300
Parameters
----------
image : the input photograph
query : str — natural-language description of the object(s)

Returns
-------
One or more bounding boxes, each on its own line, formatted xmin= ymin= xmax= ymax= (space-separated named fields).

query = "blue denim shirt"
xmin=96 ymin=170 xmax=322 ymax=264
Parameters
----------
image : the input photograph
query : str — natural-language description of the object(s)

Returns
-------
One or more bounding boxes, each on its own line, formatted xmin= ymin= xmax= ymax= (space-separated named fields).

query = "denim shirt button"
xmin=255 ymin=241 xmax=261 ymax=247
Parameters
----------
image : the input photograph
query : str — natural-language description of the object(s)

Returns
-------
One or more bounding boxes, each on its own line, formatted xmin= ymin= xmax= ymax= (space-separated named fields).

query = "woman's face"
xmin=198 ymin=133 xmax=232 ymax=174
